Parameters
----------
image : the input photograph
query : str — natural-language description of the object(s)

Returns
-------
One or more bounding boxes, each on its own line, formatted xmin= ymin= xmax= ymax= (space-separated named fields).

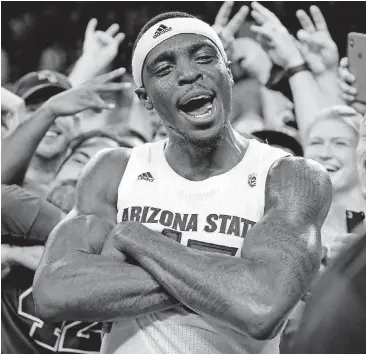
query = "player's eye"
xmin=154 ymin=65 xmax=172 ymax=77
xmin=196 ymin=54 xmax=213 ymax=63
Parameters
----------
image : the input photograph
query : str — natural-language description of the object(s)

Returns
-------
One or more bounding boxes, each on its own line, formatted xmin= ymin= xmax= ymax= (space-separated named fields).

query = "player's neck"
xmin=164 ymin=126 xmax=249 ymax=181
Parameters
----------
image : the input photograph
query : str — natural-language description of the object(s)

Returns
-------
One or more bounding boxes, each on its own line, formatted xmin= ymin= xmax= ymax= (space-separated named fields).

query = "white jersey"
xmin=101 ymin=138 xmax=290 ymax=354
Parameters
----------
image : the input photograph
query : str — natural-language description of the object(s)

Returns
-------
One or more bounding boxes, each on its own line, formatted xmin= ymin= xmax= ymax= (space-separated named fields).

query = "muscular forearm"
xmin=119 ymin=225 xmax=312 ymax=339
xmin=33 ymin=250 xmax=179 ymax=323
xmin=121 ymin=233 xmax=262 ymax=337
xmin=119 ymin=215 xmax=321 ymax=340
xmin=1 ymin=106 xmax=57 ymax=185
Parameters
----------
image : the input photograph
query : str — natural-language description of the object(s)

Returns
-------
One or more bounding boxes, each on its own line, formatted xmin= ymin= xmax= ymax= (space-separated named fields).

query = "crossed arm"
xmin=33 ymin=150 xmax=331 ymax=340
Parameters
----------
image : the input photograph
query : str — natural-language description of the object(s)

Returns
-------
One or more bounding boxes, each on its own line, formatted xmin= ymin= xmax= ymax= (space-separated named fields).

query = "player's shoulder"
xmin=269 ymin=155 xmax=329 ymax=182
xmin=83 ymin=146 xmax=132 ymax=177
xmin=76 ymin=147 xmax=132 ymax=203
xmin=266 ymin=156 xmax=332 ymax=205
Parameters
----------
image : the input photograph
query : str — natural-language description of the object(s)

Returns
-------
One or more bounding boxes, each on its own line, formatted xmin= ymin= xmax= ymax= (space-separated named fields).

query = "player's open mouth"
xmin=179 ymin=94 xmax=215 ymax=119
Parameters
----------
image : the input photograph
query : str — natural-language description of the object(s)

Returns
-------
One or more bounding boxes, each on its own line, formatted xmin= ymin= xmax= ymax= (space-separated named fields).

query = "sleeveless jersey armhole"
xmin=253 ymin=142 xmax=291 ymax=218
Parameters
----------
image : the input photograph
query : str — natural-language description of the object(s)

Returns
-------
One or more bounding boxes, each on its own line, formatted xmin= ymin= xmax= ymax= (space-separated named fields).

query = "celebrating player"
xmin=33 ymin=9 xmax=332 ymax=354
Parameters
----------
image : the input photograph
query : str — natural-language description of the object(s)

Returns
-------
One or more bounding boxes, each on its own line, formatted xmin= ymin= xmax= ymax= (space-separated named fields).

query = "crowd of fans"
xmin=1 ymin=1 xmax=365 ymax=354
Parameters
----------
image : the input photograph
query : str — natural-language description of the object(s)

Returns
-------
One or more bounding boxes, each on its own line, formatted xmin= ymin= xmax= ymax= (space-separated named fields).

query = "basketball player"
xmin=33 ymin=12 xmax=332 ymax=354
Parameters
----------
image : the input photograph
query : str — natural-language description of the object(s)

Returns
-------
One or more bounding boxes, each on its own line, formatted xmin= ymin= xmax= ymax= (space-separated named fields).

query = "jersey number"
xmin=162 ymin=228 xmax=238 ymax=256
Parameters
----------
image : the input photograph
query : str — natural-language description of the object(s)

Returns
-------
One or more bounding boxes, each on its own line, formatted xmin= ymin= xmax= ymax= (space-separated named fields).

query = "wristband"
xmin=286 ymin=63 xmax=309 ymax=78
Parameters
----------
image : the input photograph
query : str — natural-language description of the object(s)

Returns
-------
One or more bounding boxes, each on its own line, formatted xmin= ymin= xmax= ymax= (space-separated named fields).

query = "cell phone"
xmin=346 ymin=210 xmax=365 ymax=233
xmin=347 ymin=32 xmax=366 ymax=103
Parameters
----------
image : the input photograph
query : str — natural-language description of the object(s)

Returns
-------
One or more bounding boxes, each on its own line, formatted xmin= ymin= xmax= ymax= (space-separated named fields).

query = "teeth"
xmin=193 ymin=105 xmax=212 ymax=118
xmin=45 ymin=131 xmax=58 ymax=138
xmin=185 ymin=95 xmax=210 ymax=104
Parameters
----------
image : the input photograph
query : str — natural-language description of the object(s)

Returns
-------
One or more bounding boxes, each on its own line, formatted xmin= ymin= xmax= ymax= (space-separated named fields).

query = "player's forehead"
xmin=144 ymin=34 xmax=218 ymax=69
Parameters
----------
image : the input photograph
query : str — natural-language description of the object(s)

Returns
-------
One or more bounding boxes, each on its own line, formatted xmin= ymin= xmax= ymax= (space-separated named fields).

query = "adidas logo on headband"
xmin=153 ymin=23 xmax=172 ymax=39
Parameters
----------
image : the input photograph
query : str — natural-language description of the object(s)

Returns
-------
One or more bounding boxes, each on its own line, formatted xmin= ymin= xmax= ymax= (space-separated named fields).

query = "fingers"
xmin=250 ymin=24 xmax=274 ymax=42
xmin=86 ymin=19 xmax=123 ymax=45
xmin=94 ymin=67 xmax=126 ymax=84
xmin=251 ymin=2 xmax=279 ymax=24
xmin=95 ymin=31 xmax=114 ymax=46
xmin=85 ymin=18 xmax=98 ymax=37
xmin=251 ymin=10 xmax=266 ymax=25
xmin=105 ymin=23 xmax=120 ymax=37
xmin=310 ymin=5 xmax=328 ymax=32
xmin=214 ymin=1 xmax=234 ymax=27
xmin=296 ymin=9 xmax=316 ymax=33
xmin=114 ymin=33 xmax=126 ymax=46
xmin=340 ymin=56 xmax=349 ymax=69
xmin=339 ymin=58 xmax=355 ymax=83
xmin=297 ymin=29 xmax=312 ymax=45
xmin=226 ymin=5 xmax=249 ymax=35
xmin=339 ymin=79 xmax=357 ymax=95
xmin=96 ymin=82 xmax=132 ymax=92
xmin=97 ymin=30 xmax=124 ymax=47
xmin=93 ymin=96 xmax=116 ymax=111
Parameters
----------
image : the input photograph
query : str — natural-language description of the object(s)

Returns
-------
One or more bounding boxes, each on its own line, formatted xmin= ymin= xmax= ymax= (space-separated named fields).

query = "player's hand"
xmin=106 ymin=221 xmax=162 ymax=263
xmin=250 ymin=2 xmax=304 ymax=69
xmin=212 ymin=1 xmax=249 ymax=60
xmin=296 ymin=6 xmax=339 ymax=75
xmin=82 ymin=18 xmax=125 ymax=68
xmin=328 ymin=233 xmax=363 ymax=265
xmin=43 ymin=68 xmax=131 ymax=117
xmin=339 ymin=57 xmax=366 ymax=115
xmin=101 ymin=223 xmax=128 ymax=262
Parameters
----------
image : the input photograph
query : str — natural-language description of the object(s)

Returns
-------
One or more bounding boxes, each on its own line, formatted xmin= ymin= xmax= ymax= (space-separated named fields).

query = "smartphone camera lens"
xmin=350 ymin=38 xmax=354 ymax=47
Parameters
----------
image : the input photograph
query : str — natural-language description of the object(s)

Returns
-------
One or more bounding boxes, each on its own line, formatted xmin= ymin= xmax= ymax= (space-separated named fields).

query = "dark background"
xmin=2 ymin=1 xmax=366 ymax=83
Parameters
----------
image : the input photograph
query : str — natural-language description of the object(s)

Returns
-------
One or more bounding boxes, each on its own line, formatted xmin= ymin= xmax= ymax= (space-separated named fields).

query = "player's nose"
xmin=176 ymin=60 xmax=203 ymax=86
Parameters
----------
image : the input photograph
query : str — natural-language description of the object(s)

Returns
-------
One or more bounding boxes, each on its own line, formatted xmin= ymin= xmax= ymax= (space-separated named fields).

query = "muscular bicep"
xmin=241 ymin=156 xmax=332 ymax=303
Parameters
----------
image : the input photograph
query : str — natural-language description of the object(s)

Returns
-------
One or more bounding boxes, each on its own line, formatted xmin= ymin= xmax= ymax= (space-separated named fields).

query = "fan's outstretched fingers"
xmin=309 ymin=6 xmax=328 ymax=32
xmin=296 ymin=10 xmax=316 ymax=33
xmin=105 ymin=23 xmax=120 ymax=37
xmin=94 ymin=68 xmax=126 ymax=84
xmin=214 ymin=1 xmax=234 ymax=27
xmin=226 ymin=6 xmax=249 ymax=35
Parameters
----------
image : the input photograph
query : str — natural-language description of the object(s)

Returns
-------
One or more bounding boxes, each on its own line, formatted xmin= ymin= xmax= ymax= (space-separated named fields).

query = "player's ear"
xmin=226 ymin=61 xmax=234 ymax=87
xmin=135 ymin=87 xmax=154 ymax=111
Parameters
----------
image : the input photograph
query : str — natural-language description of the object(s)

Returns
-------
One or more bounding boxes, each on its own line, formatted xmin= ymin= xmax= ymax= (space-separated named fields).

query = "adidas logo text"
xmin=138 ymin=172 xmax=155 ymax=182
xmin=153 ymin=24 xmax=172 ymax=39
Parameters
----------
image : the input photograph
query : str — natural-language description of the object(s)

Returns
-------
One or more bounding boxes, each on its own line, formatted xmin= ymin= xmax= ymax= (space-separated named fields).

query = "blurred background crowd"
xmin=1 ymin=1 xmax=366 ymax=354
